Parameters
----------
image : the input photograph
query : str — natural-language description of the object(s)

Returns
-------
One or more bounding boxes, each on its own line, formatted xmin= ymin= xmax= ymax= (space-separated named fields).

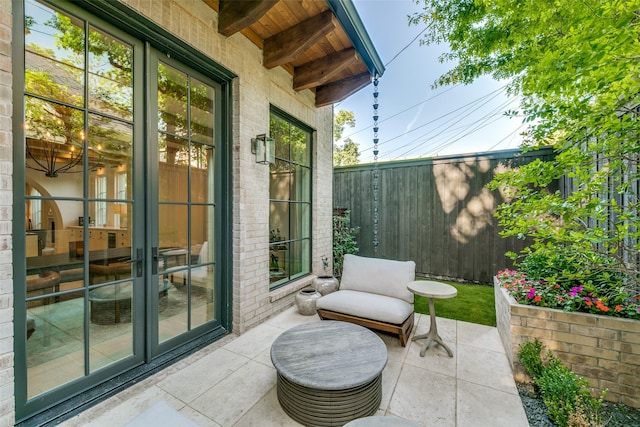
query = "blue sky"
xmin=336 ymin=0 xmax=526 ymax=163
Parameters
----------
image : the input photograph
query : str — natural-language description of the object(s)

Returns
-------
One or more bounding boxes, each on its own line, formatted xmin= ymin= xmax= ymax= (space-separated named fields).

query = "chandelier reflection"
xmin=25 ymin=121 xmax=102 ymax=178
xmin=25 ymin=137 xmax=85 ymax=178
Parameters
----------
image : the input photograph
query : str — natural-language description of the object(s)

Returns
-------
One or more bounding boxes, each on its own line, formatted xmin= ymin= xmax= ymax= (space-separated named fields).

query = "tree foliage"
xmin=411 ymin=1 xmax=640 ymax=291
xmin=333 ymin=109 xmax=355 ymax=141
xmin=334 ymin=139 xmax=360 ymax=166
xmin=333 ymin=109 xmax=360 ymax=166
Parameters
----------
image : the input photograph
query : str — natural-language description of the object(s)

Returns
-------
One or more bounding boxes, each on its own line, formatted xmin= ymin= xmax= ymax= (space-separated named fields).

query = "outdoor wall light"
xmin=251 ymin=134 xmax=275 ymax=165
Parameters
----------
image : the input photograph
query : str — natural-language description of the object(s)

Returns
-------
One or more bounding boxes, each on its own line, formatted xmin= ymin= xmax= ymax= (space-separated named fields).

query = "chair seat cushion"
xmin=316 ymin=290 xmax=414 ymax=325
xmin=169 ymin=267 xmax=213 ymax=288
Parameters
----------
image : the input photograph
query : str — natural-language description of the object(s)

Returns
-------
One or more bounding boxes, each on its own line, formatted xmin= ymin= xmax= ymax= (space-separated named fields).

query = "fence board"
xmin=333 ymin=148 xmax=556 ymax=283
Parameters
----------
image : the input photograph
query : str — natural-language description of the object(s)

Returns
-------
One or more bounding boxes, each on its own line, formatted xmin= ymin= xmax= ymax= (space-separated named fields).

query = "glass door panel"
xmin=154 ymin=58 xmax=217 ymax=349
xmin=22 ymin=0 xmax=140 ymax=403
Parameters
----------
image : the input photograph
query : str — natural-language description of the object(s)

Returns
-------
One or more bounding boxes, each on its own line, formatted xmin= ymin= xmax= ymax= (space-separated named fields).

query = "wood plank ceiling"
xmin=204 ymin=0 xmax=383 ymax=107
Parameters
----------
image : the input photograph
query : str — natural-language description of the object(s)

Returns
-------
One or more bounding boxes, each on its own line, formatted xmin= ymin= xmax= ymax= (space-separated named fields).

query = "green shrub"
xmin=518 ymin=339 xmax=545 ymax=380
xmin=518 ymin=339 xmax=606 ymax=427
xmin=332 ymin=210 xmax=359 ymax=278
xmin=519 ymin=246 xmax=626 ymax=295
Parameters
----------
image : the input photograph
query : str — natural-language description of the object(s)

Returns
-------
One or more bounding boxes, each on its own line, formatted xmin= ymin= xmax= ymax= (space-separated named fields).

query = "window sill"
xmin=269 ymin=275 xmax=315 ymax=303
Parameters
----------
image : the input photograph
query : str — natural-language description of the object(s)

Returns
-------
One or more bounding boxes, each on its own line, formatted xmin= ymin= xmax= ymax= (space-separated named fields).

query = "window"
xmin=116 ymin=172 xmax=127 ymax=201
xmin=95 ymin=175 xmax=107 ymax=226
xmin=29 ymin=188 xmax=41 ymax=230
xmin=269 ymin=108 xmax=312 ymax=289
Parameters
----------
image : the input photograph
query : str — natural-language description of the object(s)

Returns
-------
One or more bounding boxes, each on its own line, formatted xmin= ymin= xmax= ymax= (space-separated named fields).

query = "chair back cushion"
xmin=340 ymin=254 xmax=415 ymax=303
xmin=199 ymin=241 xmax=209 ymax=263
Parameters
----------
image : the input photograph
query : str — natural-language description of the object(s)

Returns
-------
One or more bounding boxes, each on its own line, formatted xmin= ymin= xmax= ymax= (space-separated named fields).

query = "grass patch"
xmin=414 ymin=280 xmax=496 ymax=327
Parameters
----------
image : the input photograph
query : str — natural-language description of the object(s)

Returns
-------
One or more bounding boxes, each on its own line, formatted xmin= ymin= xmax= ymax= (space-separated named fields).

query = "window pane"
xmin=88 ymin=113 xmax=133 ymax=172
xmin=25 ymin=198 xmax=84 ymax=266
xmin=158 ymin=134 xmax=189 ymax=202
xmin=159 ymin=281 xmax=188 ymax=342
xmin=88 ymin=27 xmax=133 ymax=121
xmin=270 ymin=114 xmax=290 ymax=161
xmin=25 ymin=96 xmax=85 ymax=188
xmin=89 ymin=282 xmax=134 ymax=371
xmin=270 ymin=242 xmax=289 ymax=286
xmin=25 ymin=0 xmax=85 ymax=107
xmin=289 ymin=203 xmax=310 ymax=240
xmin=269 ymin=201 xmax=289 ymax=243
xmin=191 ymin=265 xmax=214 ymax=327
xmin=291 ymin=123 xmax=311 ymax=166
xmin=158 ymin=63 xmax=188 ymax=138
xmin=190 ymin=144 xmax=213 ymax=203
xmin=291 ymin=165 xmax=310 ymax=202
xmin=191 ymin=205 xmax=214 ymax=263
xmin=27 ymin=290 xmax=85 ymax=398
xmin=190 ymin=78 xmax=215 ymax=145
xmin=158 ymin=204 xmax=188 ymax=255
xmin=289 ymin=239 xmax=310 ymax=279
xmin=270 ymin=161 xmax=291 ymax=201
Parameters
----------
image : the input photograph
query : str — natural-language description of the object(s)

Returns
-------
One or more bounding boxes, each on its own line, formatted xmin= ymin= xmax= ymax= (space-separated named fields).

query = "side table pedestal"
xmin=407 ymin=281 xmax=457 ymax=357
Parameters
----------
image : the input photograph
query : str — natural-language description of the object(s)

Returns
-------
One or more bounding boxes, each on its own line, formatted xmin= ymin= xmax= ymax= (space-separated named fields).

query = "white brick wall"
xmin=0 ymin=0 xmax=13 ymax=424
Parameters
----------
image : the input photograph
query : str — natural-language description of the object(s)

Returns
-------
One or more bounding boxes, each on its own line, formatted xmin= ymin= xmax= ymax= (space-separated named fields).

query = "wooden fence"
xmin=333 ymin=148 xmax=556 ymax=284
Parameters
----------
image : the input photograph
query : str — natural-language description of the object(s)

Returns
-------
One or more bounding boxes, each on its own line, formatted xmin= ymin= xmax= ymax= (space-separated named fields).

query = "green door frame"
xmin=12 ymin=0 xmax=234 ymax=422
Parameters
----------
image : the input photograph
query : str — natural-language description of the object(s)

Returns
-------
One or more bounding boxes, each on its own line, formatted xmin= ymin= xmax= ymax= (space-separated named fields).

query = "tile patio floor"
xmin=60 ymin=307 xmax=529 ymax=427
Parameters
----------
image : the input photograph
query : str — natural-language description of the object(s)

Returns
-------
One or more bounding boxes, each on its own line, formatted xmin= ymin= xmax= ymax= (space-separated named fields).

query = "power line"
xmin=485 ymin=122 xmax=527 ymax=151
xmin=389 ymin=96 xmax=517 ymax=159
xmin=340 ymin=84 xmax=461 ymax=141
xmin=361 ymin=84 xmax=509 ymax=154
xmin=388 ymin=98 xmax=520 ymax=159
xmin=384 ymin=27 xmax=427 ymax=67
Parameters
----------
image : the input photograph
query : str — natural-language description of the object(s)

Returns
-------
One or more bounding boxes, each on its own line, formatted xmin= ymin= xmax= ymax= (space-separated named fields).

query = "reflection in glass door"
xmin=153 ymin=57 xmax=218 ymax=349
xmin=22 ymin=0 xmax=142 ymax=403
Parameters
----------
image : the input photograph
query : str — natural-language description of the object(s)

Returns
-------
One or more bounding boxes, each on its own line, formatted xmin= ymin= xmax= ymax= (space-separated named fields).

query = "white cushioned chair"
xmin=316 ymin=254 xmax=416 ymax=346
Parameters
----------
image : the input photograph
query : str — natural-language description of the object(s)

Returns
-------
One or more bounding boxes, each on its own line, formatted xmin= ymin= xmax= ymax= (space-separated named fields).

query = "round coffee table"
xmin=271 ymin=321 xmax=387 ymax=426
xmin=407 ymin=280 xmax=457 ymax=357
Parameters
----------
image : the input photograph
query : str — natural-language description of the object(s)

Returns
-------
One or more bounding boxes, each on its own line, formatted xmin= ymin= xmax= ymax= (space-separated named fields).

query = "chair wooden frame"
xmin=316 ymin=308 xmax=414 ymax=347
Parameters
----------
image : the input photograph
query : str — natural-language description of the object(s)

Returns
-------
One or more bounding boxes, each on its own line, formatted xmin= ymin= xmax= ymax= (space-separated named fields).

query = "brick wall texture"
xmin=2 ymin=0 xmax=335 ymax=422
xmin=495 ymin=283 xmax=640 ymax=409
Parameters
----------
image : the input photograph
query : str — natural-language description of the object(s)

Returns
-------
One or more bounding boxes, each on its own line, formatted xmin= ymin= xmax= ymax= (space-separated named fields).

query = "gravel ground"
xmin=517 ymin=383 xmax=640 ymax=427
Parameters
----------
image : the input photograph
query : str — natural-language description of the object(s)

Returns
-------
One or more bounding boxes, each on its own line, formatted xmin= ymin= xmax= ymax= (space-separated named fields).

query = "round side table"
xmin=407 ymin=280 xmax=457 ymax=357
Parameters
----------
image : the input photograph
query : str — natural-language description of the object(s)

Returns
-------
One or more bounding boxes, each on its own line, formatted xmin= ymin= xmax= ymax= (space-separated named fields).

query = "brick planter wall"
xmin=494 ymin=278 xmax=640 ymax=409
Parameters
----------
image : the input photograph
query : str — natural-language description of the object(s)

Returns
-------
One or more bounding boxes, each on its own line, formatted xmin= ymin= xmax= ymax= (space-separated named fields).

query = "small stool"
xmin=407 ymin=280 xmax=457 ymax=357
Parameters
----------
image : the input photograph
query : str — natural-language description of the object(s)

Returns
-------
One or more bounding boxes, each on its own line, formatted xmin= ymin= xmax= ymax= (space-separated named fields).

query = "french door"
xmin=149 ymin=52 xmax=221 ymax=352
xmin=17 ymin=0 xmax=224 ymax=420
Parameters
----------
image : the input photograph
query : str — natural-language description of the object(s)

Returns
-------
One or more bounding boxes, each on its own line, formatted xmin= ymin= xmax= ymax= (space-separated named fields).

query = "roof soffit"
xmin=205 ymin=0 xmax=384 ymax=107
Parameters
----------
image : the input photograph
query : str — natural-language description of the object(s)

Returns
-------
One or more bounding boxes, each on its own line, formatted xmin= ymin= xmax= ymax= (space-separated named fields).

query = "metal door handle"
xmin=124 ymin=248 xmax=144 ymax=277
xmin=152 ymin=247 xmax=159 ymax=275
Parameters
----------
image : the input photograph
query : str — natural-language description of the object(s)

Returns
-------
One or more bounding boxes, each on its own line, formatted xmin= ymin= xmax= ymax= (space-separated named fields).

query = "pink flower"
xmin=569 ymin=286 xmax=583 ymax=297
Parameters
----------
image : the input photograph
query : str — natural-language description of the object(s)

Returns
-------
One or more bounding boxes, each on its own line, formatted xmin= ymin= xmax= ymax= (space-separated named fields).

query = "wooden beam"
xmin=315 ymin=72 xmax=372 ymax=107
xmin=293 ymin=48 xmax=358 ymax=91
xmin=263 ymin=10 xmax=336 ymax=69
xmin=218 ymin=0 xmax=278 ymax=37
